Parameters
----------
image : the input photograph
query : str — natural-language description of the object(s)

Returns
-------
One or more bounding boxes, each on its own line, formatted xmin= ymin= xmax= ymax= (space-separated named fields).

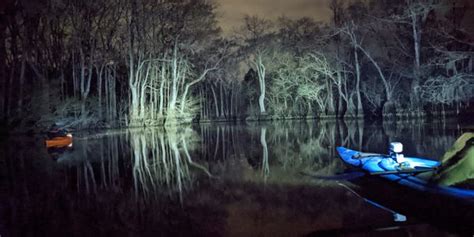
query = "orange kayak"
xmin=45 ymin=134 xmax=73 ymax=148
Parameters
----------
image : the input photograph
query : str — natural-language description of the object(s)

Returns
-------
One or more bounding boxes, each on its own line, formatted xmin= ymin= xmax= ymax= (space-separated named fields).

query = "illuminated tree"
xmin=242 ymin=15 xmax=274 ymax=115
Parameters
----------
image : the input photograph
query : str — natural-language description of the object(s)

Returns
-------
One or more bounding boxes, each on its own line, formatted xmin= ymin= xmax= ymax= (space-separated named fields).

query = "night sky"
xmin=217 ymin=0 xmax=332 ymax=34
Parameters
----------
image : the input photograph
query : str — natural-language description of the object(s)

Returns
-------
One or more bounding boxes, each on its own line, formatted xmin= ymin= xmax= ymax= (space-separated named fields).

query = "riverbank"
xmin=1 ymin=110 xmax=473 ymax=137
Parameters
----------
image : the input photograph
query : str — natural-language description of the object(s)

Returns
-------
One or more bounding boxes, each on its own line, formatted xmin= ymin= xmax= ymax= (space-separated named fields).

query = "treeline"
xmin=0 ymin=0 xmax=227 ymax=130
xmin=237 ymin=0 xmax=474 ymax=120
xmin=0 ymin=0 xmax=473 ymax=131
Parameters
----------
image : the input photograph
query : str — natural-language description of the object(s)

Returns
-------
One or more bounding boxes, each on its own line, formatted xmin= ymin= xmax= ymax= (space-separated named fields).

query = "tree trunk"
xmin=6 ymin=63 xmax=14 ymax=118
xmin=72 ymin=54 xmax=78 ymax=99
xmin=158 ymin=61 xmax=166 ymax=117
xmin=17 ymin=57 xmax=25 ymax=116
xmin=257 ymin=73 xmax=266 ymax=114
xmin=169 ymin=46 xmax=179 ymax=112
xmin=29 ymin=62 xmax=50 ymax=119
xmin=139 ymin=62 xmax=151 ymax=120
xmin=80 ymin=48 xmax=93 ymax=120
xmin=105 ymin=69 xmax=110 ymax=121
xmin=254 ymin=53 xmax=266 ymax=114
xmin=0 ymin=19 xmax=6 ymax=120
xmin=326 ymin=79 xmax=335 ymax=116
xmin=180 ymin=68 xmax=211 ymax=114
xmin=211 ymin=84 xmax=219 ymax=118
xmin=354 ymin=47 xmax=363 ymax=117
xmin=411 ymin=10 xmax=422 ymax=113
xmin=199 ymin=88 xmax=204 ymax=119
xmin=357 ymin=45 xmax=393 ymax=115
xmin=111 ymin=67 xmax=117 ymax=122
xmin=97 ymin=65 xmax=104 ymax=120
xmin=130 ymin=86 xmax=139 ymax=122
xmin=219 ymin=82 xmax=225 ymax=118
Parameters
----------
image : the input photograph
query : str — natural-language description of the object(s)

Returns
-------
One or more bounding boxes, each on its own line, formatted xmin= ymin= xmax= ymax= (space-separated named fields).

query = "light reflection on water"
xmin=0 ymin=119 xmax=472 ymax=236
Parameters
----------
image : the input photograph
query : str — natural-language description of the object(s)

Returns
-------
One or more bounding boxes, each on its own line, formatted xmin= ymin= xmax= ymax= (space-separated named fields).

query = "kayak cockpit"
xmin=352 ymin=153 xmax=387 ymax=159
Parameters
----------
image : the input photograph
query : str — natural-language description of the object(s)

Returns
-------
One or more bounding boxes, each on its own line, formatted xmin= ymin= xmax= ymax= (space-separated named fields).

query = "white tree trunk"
xmin=254 ymin=53 xmax=266 ymax=114
xmin=354 ymin=48 xmax=363 ymax=116
xmin=219 ymin=83 xmax=225 ymax=118
xmin=169 ymin=46 xmax=179 ymax=112
xmin=158 ymin=61 xmax=166 ymax=117
xmin=211 ymin=84 xmax=219 ymax=117
xmin=96 ymin=64 xmax=104 ymax=119
xmin=180 ymin=68 xmax=212 ymax=114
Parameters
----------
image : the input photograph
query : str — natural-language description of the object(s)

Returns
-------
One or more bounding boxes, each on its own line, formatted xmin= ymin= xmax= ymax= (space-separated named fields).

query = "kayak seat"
xmin=379 ymin=158 xmax=417 ymax=172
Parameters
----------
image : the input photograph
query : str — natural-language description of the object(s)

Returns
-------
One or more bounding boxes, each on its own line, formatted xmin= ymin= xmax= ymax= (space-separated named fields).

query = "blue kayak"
xmin=336 ymin=146 xmax=474 ymax=200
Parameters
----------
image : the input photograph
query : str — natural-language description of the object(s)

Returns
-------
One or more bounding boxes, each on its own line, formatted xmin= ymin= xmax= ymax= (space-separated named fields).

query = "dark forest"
xmin=0 ymin=0 xmax=473 ymax=132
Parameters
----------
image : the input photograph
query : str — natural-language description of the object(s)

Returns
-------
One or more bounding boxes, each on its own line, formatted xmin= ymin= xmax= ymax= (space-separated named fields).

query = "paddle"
xmin=337 ymin=182 xmax=407 ymax=222
xmin=369 ymin=166 xmax=437 ymax=176
xmin=301 ymin=172 xmax=408 ymax=222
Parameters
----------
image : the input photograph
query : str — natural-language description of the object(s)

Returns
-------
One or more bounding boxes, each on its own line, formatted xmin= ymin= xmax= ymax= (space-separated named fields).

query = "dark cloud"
xmin=216 ymin=0 xmax=332 ymax=34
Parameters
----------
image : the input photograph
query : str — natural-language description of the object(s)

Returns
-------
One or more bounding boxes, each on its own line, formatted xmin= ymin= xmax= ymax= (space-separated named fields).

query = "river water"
xmin=0 ymin=119 xmax=472 ymax=236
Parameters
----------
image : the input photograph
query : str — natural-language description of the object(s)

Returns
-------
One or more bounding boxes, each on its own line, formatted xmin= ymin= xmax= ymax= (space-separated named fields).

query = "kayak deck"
xmin=337 ymin=146 xmax=440 ymax=171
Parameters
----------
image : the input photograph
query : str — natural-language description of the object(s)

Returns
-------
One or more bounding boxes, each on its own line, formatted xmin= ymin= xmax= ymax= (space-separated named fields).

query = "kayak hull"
xmin=336 ymin=146 xmax=474 ymax=200
xmin=45 ymin=136 xmax=73 ymax=148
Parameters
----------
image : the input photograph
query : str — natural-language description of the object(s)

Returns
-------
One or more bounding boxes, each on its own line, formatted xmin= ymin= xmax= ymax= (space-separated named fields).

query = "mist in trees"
xmin=0 ymin=0 xmax=472 ymax=132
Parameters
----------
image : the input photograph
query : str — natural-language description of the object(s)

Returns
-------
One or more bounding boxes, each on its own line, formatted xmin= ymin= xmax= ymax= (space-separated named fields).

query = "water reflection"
xmin=0 ymin=119 xmax=472 ymax=236
xmin=347 ymin=175 xmax=474 ymax=235
xmin=260 ymin=127 xmax=269 ymax=179
xmin=56 ymin=127 xmax=212 ymax=202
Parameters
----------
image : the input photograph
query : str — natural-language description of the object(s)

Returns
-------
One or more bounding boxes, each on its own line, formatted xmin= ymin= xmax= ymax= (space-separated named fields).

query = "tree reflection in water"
xmin=0 ymin=119 xmax=471 ymax=236
xmin=50 ymin=127 xmax=209 ymax=209
xmin=260 ymin=127 xmax=269 ymax=179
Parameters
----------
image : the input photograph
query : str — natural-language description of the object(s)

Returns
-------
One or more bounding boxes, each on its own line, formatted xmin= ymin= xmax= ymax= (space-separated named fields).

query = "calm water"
xmin=0 ymin=119 xmax=472 ymax=236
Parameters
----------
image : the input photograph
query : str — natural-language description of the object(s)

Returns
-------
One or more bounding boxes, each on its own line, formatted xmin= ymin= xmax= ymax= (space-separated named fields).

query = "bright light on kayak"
xmin=389 ymin=142 xmax=406 ymax=164
xmin=389 ymin=142 xmax=403 ymax=153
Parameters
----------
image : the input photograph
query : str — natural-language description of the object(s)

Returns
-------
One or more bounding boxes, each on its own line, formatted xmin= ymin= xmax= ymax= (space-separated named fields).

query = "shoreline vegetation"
xmin=2 ymin=111 xmax=473 ymax=137
xmin=0 ymin=0 xmax=472 ymax=135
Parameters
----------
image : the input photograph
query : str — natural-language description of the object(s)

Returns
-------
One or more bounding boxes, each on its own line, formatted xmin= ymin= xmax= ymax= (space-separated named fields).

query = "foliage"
xmin=1 ymin=0 xmax=473 ymax=131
